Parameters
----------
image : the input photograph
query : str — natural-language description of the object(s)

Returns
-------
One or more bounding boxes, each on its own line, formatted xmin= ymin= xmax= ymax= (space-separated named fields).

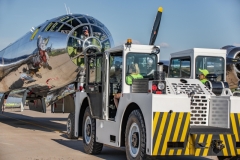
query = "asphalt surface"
xmin=0 ymin=107 xmax=218 ymax=160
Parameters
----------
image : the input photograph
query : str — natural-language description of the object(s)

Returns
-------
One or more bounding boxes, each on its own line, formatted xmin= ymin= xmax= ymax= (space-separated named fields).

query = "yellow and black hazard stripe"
xmin=230 ymin=113 xmax=240 ymax=155
xmin=189 ymin=134 xmax=236 ymax=156
xmin=152 ymin=112 xmax=190 ymax=156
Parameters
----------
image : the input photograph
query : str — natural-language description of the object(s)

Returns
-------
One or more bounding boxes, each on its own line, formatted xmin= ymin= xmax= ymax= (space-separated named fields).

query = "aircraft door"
xmin=85 ymin=54 xmax=103 ymax=119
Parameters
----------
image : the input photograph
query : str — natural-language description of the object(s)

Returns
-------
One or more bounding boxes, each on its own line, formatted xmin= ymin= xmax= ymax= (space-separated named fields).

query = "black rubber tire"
xmin=66 ymin=112 xmax=77 ymax=139
xmin=82 ymin=107 xmax=103 ymax=154
xmin=125 ymin=109 xmax=146 ymax=160
xmin=218 ymin=156 xmax=240 ymax=160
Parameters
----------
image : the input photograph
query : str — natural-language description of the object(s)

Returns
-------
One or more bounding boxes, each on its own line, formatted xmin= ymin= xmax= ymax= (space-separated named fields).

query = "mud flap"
xmin=51 ymin=95 xmax=75 ymax=113
xmin=28 ymin=98 xmax=46 ymax=113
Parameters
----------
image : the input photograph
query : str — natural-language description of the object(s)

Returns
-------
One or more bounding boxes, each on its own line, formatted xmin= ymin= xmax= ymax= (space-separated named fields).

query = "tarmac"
xmin=0 ymin=107 xmax=218 ymax=160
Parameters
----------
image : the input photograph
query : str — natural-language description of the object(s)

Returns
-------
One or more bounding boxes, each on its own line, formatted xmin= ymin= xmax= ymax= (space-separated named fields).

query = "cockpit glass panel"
xmin=67 ymin=37 xmax=83 ymax=66
xmin=58 ymin=24 xmax=72 ymax=34
xmin=59 ymin=15 xmax=71 ymax=22
xmin=74 ymin=25 xmax=91 ymax=40
xmin=91 ymin=26 xmax=107 ymax=41
xmin=95 ymin=19 xmax=104 ymax=28
xmin=195 ymin=56 xmax=224 ymax=81
xmin=50 ymin=22 xmax=62 ymax=32
xmin=86 ymin=16 xmax=95 ymax=24
xmin=43 ymin=22 xmax=53 ymax=32
xmin=101 ymin=40 xmax=111 ymax=52
xmin=67 ymin=18 xmax=80 ymax=27
xmin=77 ymin=17 xmax=88 ymax=24
xmin=125 ymin=53 xmax=157 ymax=83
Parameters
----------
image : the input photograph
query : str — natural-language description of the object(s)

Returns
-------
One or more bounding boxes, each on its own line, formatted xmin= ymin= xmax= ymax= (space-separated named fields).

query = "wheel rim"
xmin=67 ymin=118 xmax=71 ymax=135
xmin=128 ymin=122 xmax=140 ymax=157
xmin=84 ymin=116 xmax=92 ymax=144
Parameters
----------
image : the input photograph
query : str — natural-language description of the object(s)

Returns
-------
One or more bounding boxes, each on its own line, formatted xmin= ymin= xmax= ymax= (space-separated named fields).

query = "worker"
xmin=198 ymin=69 xmax=209 ymax=84
xmin=126 ymin=63 xmax=143 ymax=85
xmin=113 ymin=63 xmax=143 ymax=108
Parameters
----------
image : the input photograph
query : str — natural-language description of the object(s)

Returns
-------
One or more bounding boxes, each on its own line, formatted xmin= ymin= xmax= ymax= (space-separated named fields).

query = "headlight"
xmin=152 ymin=46 xmax=160 ymax=54
xmin=157 ymin=82 xmax=165 ymax=90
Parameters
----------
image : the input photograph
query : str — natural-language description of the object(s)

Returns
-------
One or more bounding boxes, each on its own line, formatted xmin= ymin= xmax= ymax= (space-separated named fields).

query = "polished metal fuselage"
xmin=0 ymin=14 xmax=114 ymax=94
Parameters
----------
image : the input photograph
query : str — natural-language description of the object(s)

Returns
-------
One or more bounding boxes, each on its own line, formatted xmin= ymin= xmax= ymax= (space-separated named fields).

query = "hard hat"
xmin=199 ymin=69 xmax=209 ymax=76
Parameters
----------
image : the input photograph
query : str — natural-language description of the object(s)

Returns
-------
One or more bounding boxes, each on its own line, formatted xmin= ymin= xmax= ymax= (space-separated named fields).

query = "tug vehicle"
xmin=64 ymin=42 xmax=240 ymax=160
xmin=168 ymin=48 xmax=240 ymax=160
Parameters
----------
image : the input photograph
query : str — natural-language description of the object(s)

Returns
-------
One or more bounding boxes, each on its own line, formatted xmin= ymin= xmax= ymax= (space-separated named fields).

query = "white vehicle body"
xmin=65 ymin=44 xmax=240 ymax=159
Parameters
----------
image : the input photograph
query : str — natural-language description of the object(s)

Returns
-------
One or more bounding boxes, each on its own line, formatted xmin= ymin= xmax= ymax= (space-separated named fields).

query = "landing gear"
xmin=82 ymin=107 xmax=103 ymax=154
xmin=125 ymin=109 xmax=146 ymax=160
xmin=66 ymin=112 xmax=77 ymax=139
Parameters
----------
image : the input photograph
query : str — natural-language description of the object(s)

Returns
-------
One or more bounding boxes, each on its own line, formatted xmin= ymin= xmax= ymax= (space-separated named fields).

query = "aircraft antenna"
xmin=64 ymin=3 xmax=69 ymax=15
xmin=68 ymin=7 xmax=71 ymax=15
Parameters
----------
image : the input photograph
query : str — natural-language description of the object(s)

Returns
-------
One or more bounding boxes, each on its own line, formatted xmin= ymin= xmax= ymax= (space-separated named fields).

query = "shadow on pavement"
xmin=53 ymin=137 xmax=213 ymax=160
xmin=0 ymin=111 xmax=67 ymax=133
xmin=52 ymin=138 xmax=127 ymax=160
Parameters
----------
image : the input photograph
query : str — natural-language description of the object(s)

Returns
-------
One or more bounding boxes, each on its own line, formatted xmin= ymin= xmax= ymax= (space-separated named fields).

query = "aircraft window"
xmin=74 ymin=25 xmax=91 ymax=40
xmin=91 ymin=26 xmax=107 ymax=41
xmin=59 ymin=24 xmax=72 ymax=34
xmin=95 ymin=19 xmax=104 ymax=28
xmin=102 ymin=26 xmax=111 ymax=36
xmin=43 ymin=22 xmax=54 ymax=32
xmin=67 ymin=37 xmax=83 ymax=65
xmin=195 ymin=56 xmax=224 ymax=81
xmin=59 ymin=16 xmax=71 ymax=22
xmin=86 ymin=16 xmax=95 ymax=24
xmin=50 ymin=22 xmax=63 ymax=31
xmin=30 ymin=27 xmax=40 ymax=40
xmin=77 ymin=17 xmax=88 ymax=24
xmin=101 ymin=40 xmax=111 ymax=52
xmin=67 ymin=18 xmax=80 ymax=27
xmin=169 ymin=57 xmax=191 ymax=78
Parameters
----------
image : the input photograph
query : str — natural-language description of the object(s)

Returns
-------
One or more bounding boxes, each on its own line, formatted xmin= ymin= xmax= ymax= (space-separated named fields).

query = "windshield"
xmin=169 ymin=57 xmax=191 ymax=78
xmin=125 ymin=53 xmax=157 ymax=82
xmin=195 ymin=56 xmax=224 ymax=81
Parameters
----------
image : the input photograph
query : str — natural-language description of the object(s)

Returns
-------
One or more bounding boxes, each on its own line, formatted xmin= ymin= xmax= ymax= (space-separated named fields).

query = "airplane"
xmin=1 ymin=11 xmax=240 ymax=113
xmin=0 ymin=14 xmax=114 ymax=112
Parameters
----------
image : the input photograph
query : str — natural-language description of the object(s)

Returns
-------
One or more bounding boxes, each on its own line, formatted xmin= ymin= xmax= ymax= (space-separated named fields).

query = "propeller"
xmin=149 ymin=7 xmax=163 ymax=45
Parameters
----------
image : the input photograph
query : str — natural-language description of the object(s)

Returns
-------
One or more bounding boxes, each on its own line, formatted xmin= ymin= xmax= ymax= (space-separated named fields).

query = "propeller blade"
xmin=149 ymin=7 xmax=163 ymax=45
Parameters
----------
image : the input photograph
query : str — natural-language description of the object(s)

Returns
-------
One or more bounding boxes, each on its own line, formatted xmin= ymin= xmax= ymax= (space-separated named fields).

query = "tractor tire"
xmin=66 ymin=112 xmax=77 ymax=139
xmin=125 ymin=109 xmax=146 ymax=160
xmin=218 ymin=156 xmax=240 ymax=160
xmin=82 ymin=107 xmax=103 ymax=154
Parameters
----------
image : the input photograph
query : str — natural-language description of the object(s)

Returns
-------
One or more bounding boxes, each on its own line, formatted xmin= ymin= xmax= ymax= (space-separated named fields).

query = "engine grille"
xmin=171 ymin=83 xmax=205 ymax=94
xmin=190 ymin=95 xmax=209 ymax=125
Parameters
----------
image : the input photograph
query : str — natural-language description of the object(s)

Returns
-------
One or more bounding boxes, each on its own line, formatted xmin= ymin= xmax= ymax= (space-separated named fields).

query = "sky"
xmin=0 ymin=0 xmax=239 ymax=60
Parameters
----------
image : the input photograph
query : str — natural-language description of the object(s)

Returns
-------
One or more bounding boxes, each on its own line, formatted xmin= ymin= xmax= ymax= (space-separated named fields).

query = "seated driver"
xmin=198 ymin=69 xmax=209 ymax=84
xmin=114 ymin=63 xmax=143 ymax=108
